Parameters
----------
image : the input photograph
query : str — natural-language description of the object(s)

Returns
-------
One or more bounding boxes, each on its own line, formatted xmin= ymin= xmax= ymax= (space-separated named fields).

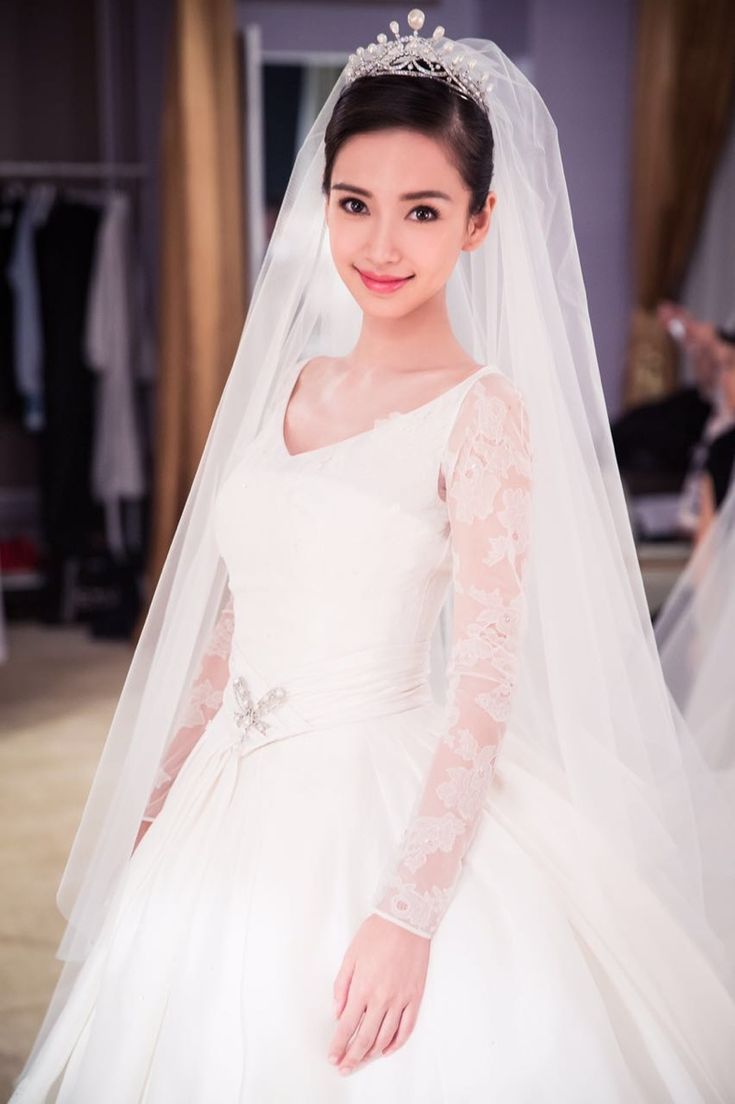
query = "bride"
xmin=10 ymin=10 xmax=735 ymax=1101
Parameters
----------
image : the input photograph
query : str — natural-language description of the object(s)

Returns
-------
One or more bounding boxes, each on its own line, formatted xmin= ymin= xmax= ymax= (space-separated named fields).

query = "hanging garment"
xmin=0 ymin=189 xmax=24 ymax=419
xmin=34 ymin=194 xmax=102 ymax=620
xmin=6 ymin=184 xmax=56 ymax=432
xmin=84 ymin=190 xmax=147 ymax=559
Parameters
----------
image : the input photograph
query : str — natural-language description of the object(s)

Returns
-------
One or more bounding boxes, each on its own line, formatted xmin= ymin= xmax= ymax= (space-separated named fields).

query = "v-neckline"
xmin=279 ymin=359 xmax=496 ymax=460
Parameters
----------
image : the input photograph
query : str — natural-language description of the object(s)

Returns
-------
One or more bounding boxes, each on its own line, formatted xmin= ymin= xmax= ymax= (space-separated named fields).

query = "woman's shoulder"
xmin=440 ymin=368 xmax=532 ymax=483
xmin=453 ymin=367 xmax=529 ymax=425
xmin=292 ymin=354 xmax=335 ymax=393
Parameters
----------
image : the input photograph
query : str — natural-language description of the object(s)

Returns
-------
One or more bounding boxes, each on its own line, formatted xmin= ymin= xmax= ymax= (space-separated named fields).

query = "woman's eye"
xmin=410 ymin=205 xmax=439 ymax=222
xmin=339 ymin=197 xmax=366 ymax=215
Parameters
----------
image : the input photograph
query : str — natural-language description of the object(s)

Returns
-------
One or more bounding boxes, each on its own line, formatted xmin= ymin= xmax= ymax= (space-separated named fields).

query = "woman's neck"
xmin=350 ymin=289 xmax=472 ymax=374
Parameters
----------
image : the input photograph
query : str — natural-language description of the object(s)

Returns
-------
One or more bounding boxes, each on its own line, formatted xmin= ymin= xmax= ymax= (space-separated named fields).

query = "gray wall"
xmin=531 ymin=0 xmax=635 ymax=415
xmin=241 ymin=0 xmax=487 ymax=54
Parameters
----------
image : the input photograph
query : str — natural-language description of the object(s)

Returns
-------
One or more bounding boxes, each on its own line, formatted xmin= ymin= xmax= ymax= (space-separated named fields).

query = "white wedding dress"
xmin=10 ymin=360 xmax=733 ymax=1102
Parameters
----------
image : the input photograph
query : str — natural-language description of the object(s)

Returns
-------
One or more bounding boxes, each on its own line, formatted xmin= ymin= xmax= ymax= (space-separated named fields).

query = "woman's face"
xmin=324 ymin=127 xmax=494 ymax=317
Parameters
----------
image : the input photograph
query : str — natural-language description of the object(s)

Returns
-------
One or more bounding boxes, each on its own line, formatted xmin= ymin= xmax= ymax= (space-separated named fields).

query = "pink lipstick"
xmin=356 ymin=268 xmax=413 ymax=293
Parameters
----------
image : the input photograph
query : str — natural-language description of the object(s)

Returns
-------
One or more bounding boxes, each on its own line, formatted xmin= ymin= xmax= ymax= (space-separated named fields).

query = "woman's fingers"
xmin=341 ymin=1001 xmax=415 ymax=1075
xmin=379 ymin=1000 xmax=418 ymax=1056
xmin=328 ymin=989 xmax=366 ymax=1068
xmin=332 ymin=953 xmax=354 ymax=1020
xmin=362 ymin=1003 xmax=404 ymax=1061
xmin=337 ymin=999 xmax=390 ymax=1072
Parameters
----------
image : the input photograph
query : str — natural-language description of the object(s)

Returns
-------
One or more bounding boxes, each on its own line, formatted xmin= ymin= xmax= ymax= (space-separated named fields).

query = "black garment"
xmin=704 ymin=425 xmax=735 ymax=509
xmin=34 ymin=194 xmax=102 ymax=621
xmin=0 ymin=193 xmax=24 ymax=418
xmin=611 ymin=386 xmax=713 ymax=494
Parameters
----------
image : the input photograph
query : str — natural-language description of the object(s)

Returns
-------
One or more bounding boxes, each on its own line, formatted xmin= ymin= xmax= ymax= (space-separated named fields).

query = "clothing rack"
xmin=0 ymin=158 xmax=151 ymax=618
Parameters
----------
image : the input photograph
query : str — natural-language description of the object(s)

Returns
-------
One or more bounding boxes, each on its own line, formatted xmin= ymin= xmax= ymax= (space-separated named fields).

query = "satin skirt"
xmin=9 ymin=690 xmax=732 ymax=1103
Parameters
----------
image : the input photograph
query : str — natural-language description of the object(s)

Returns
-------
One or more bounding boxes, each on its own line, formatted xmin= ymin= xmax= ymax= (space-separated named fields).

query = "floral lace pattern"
xmin=371 ymin=373 xmax=533 ymax=938
xmin=141 ymin=590 xmax=235 ymax=822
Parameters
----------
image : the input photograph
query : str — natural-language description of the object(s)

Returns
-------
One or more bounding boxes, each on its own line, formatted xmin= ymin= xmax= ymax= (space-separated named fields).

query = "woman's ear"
xmin=463 ymin=191 xmax=496 ymax=253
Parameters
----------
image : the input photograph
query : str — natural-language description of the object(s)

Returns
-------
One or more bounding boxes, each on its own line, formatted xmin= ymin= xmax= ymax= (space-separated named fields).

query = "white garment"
xmin=84 ymin=191 xmax=148 ymax=556
xmin=10 ymin=362 xmax=733 ymax=1102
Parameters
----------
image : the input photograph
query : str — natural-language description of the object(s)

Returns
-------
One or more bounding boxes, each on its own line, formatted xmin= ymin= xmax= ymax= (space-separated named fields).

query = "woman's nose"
xmin=364 ymin=220 xmax=402 ymax=265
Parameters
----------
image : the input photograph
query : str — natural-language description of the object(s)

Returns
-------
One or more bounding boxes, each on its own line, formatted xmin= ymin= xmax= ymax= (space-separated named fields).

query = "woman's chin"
xmin=348 ymin=279 xmax=429 ymax=316
xmin=345 ymin=286 xmax=418 ymax=318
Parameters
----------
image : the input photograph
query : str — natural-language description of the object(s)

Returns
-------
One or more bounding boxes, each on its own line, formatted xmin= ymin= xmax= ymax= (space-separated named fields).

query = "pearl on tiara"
xmin=343 ymin=7 xmax=492 ymax=111
xmin=407 ymin=9 xmax=425 ymax=32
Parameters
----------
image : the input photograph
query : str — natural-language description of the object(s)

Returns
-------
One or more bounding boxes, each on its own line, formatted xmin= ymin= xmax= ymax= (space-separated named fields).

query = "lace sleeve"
xmin=140 ymin=587 xmax=235 ymax=823
xmin=370 ymin=373 xmax=533 ymax=938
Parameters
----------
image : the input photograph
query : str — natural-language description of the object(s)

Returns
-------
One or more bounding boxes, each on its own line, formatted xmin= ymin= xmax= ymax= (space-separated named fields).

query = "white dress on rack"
xmin=10 ymin=361 xmax=734 ymax=1102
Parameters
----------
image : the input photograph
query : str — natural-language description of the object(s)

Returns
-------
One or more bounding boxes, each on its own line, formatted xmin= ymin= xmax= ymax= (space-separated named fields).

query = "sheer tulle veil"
xmin=656 ymin=478 xmax=735 ymax=788
xmin=24 ymin=24 xmax=735 ymax=1073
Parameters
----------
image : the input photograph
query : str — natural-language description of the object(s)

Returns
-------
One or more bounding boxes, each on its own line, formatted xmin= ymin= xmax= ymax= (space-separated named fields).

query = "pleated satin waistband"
xmin=214 ymin=640 xmax=436 ymax=760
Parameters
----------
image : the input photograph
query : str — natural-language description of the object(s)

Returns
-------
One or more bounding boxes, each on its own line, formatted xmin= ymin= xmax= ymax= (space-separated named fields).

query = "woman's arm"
xmin=370 ymin=372 xmax=534 ymax=938
xmin=695 ymin=472 xmax=716 ymax=548
xmin=327 ymin=373 xmax=534 ymax=1076
xmin=133 ymin=586 xmax=235 ymax=849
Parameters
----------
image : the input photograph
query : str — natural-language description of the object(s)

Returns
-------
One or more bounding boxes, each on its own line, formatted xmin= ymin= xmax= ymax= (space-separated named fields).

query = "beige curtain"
xmin=625 ymin=0 xmax=735 ymax=408
xmin=141 ymin=0 xmax=247 ymax=631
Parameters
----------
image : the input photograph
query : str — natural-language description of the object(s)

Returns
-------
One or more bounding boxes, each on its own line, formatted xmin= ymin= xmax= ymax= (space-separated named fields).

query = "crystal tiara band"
xmin=344 ymin=7 xmax=492 ymax=113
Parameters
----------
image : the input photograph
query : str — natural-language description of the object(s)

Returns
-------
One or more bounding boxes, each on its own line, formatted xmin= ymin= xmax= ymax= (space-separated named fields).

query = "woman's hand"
xmin=328 ymin=913 xmax=430 ymax=1076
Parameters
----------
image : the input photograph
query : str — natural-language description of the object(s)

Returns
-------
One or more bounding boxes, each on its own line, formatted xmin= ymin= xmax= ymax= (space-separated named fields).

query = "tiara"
xmin=344 ymin=8 xmax=492 ymax=112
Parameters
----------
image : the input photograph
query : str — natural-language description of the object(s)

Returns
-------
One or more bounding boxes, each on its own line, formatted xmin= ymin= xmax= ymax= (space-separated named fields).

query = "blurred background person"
xmin=696 ymin=328 xmax=735 ymax=538
xmin=652 ymin=322 xmax=735 ymax=793
xmin=655 ymin=476 xmax=735 ymax=794
xmin=611 ymin=303 xmax=735 ymax=544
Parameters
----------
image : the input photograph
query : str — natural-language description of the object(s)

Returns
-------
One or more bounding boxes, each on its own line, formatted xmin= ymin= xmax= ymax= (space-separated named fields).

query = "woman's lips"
xmin=356 ymin=268 xmax=413 ymax=293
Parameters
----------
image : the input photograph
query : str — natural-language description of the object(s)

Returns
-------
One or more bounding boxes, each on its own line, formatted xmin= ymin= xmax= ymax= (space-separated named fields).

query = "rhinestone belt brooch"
xmin=232 ymin=675 xmax=288 ymax=755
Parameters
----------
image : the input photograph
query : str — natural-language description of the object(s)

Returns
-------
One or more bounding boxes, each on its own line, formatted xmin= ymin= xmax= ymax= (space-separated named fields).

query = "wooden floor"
xmin=0 ymin=622 xmax=132 ymax=1100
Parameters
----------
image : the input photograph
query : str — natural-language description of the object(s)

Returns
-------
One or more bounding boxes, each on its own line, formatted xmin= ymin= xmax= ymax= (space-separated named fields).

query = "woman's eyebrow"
xmin=331 ymin=182 xmax=452 ymax=202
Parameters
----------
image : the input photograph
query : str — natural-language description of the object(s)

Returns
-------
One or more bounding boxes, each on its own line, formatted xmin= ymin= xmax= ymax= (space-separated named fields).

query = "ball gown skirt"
xmin=8 ymin=692 xmax=725 ymax=1103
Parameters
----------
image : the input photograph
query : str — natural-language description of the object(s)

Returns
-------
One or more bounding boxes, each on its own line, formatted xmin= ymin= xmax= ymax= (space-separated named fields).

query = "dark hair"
xmin=322 ymin=74 xmax=494 ymax=218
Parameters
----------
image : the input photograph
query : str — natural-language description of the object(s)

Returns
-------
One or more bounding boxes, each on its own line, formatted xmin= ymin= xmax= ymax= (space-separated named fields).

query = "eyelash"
xmin=337 ymin=197 xmax=440 ymax=222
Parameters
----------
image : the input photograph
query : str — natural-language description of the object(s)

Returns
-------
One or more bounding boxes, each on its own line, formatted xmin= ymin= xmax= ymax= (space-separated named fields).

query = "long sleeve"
xmin=140 ymin=587 xmax=235 ymax=823
xmin=371 ymin=373 xmax=533 ymax=938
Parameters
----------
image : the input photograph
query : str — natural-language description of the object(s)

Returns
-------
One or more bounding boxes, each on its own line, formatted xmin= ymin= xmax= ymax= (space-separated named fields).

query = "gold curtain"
xmin=143 ymin=0 xmax=246 ymax=625
xmin=625 ymin=0 xmax=735 ymax=407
